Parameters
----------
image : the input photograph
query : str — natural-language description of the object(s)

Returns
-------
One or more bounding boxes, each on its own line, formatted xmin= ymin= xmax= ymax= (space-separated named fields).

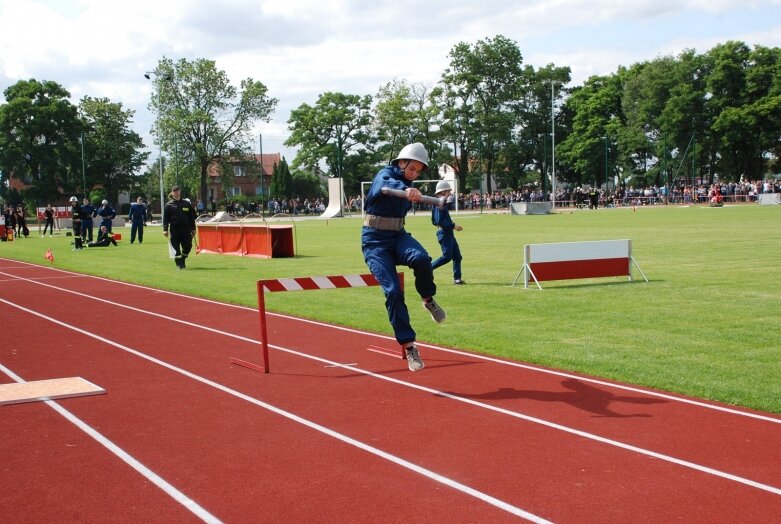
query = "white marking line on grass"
xmin=0 ymin=300 xmax=548 ymax=524
xmin=2 ymin=278 xmax=781 ymax=499
xmin=0 ymin=362 xmax=222 ymax=524
xmin=4 ymin=261 xmax=779 ymax=427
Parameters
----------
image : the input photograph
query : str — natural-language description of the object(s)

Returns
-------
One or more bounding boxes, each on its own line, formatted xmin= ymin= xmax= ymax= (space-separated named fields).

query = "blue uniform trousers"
xmin=431 ymin=229 xmax=462 ymax=281
xmin=362 ymin=227 xmax=436 ymax=345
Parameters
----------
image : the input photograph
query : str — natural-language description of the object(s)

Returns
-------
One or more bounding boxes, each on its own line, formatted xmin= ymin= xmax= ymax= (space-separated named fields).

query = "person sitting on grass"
xmin=87 ymin=225 xmax=118 ymax=247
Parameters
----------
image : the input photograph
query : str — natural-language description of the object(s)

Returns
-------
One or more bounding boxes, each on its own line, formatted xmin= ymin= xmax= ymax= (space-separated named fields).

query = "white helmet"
xmin=102 ymin=199 xmax=108 ymax=205
xmin=435 ymin=180 xmax=452 ymax=195
xmin=69 ymin=196 xmax=78 ymax=203
xmin=393 ymin=142 xmax=429 ymax=169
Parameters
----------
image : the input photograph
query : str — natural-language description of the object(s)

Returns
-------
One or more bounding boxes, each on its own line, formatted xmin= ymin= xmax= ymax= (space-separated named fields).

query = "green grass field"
xmin=3 ymin=204 xmax=780 ymax=413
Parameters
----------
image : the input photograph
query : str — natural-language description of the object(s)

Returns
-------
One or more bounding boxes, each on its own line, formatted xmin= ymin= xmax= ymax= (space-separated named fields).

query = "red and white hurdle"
xmin=511 ymin=239 xmax=648 ymax=290
xmin=231 ymin=272 xmax=405 ymax=373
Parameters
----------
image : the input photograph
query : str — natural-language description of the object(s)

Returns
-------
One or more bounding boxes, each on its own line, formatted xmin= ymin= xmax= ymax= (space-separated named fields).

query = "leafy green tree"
xmin=0 ymin=79 xmax=82 ymax=204
xmin=291 ymin=168 xmax=325 ymax=199
xmin=78 ymin=96 xmax=148 ymax=203
xmin=150 ymin=57 xmax=278 ymax=206
xmin=441 ymin=35 xmax=527 ymax=192
xmin=558 ymin=73 xmax=624 ymax=188
xmin=286 ymin=91 xmax=374 ymax=191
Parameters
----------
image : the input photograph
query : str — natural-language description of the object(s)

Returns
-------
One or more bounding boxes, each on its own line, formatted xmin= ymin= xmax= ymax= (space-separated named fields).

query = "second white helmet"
xmin=69 ymin=196 xmax=78 ymax=203
xmin=393 ymin=142 xmax=429 ymax=169
xmin=101 ymin=199 xmax=109 ymax=205
xmin=435 ymin=180 xmax=452 ymax=195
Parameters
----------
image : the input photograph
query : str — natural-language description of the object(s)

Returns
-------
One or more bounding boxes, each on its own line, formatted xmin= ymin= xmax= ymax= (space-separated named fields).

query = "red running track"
xmin=1 ymin=257 xmax=780 ymax=523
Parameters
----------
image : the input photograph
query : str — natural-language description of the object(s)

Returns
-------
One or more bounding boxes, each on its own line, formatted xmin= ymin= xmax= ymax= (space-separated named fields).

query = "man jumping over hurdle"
xmin=362 ymin=142 xmax=446 ymax=372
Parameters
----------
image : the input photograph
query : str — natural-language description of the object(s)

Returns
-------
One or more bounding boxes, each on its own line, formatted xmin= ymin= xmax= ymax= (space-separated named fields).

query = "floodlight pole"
xmin=259 ymin=133 xmax=264 ymax=217
xmin=547 ymin=80 xmax=561 ymax=210
xmin=79 ymin=132 xmax=86 ymax=197
xmin=145 ymin=70 xmax=170 ymax=217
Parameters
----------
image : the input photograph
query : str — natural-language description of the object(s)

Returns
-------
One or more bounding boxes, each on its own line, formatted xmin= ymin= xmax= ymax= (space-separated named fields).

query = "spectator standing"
xmin=81 ymin=198 xmax=95 ymax=242
xmin=430 ymin=180 xmax=465 ymax=285
xmin=42 ymin=203 xmax=55 ymax=236
xmin=15 ymin=205 xmax=28 ymax=237
xmin=163 ymin=186 xmax=197 ymax=270
xmin=362 ymin=142 xmax=446 ymax=372
xmin=128 ymin=196 xmax=148 ymax=244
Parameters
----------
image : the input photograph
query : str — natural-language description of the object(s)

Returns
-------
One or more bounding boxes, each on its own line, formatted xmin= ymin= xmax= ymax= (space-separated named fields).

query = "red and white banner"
xmin=513 ymin=239 xmax=647 ymax=289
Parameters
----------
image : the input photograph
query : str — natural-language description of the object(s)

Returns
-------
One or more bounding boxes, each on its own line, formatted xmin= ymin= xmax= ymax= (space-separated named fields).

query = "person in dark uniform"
xmin=362 ymin=142 xmax=446 ymax=372
xmin=15 ymin=205 xmax=28 ymax=237
xmin=431 ymin=180 xmax=465 ymax=285
xmin=96 ymin=199 xmax=116 ymax=233
xmin=163 ymin=186 xmax=196 ymax=270
xmin=42 ymin=204 xmax=55 ymax=237
xmin=81 ymin=197 xmax=95 ymax=242
xmin=87 ymin=225 xmax=118 ymax=247
xmin=69 ymin=196 xmax=84 ymax=250
xmin=128 ymin=196 xmax=148 ymax=244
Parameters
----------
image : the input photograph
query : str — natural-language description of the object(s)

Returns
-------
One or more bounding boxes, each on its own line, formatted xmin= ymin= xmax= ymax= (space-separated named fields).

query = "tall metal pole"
xmin=157 ymin=84 xmax=165 ymax=216
xmin=549 ymin=81 xmax=558 ymax=211
xmin=604 ymin=134 xmax=609 ymax=191
xmin=259 ymin=133 xmax=264 ymax=217
xmin=80 ymin=132 xmax=86 ymax=197
xmin=145 ymin=70 xmax=167 ymax=217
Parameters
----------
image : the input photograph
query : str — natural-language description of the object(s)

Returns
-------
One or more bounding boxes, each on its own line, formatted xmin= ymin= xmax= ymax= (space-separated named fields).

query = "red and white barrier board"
xmin=512 ymin=239 xmax=648 ymax=289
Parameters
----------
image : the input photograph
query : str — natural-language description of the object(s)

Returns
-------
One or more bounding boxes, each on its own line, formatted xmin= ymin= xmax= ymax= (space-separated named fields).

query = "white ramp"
xmin=321 ymin=177 xmax=347 ymax=218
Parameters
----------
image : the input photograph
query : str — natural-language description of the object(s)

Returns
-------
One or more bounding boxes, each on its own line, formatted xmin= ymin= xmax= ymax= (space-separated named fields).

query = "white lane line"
xmin=2 ymin=279 xmax=781 ymax=498
xmin=0 ymin=299 xmax=549 ymax=523
xmin=0 ymin=362 xmax=222 ymax=524
xmin=2 ymin=260 xmax=777 ymax=425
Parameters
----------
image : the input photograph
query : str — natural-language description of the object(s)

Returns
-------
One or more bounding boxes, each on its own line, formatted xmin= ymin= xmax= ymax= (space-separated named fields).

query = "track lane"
xmin=2 ymin=259 xmax=780 ymax=522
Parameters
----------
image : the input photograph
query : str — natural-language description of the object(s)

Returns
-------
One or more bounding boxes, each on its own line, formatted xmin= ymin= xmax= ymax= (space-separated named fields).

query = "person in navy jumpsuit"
xmin=431 ymin=180 xmax=465 ymax=285
xmin=81 ymin=198 xmax=95 ymax=242
xmin=361 ymin=142 xmax=446 ymax=372
xmin=96 ymin=199 xmax=116 ymax=233
xmin=128 ymin=196 xmax=148 ymax=244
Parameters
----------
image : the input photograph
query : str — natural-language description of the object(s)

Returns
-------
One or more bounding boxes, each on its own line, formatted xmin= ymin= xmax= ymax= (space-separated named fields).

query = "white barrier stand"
xmin=511 ymin=239 xmax=648 ymax=290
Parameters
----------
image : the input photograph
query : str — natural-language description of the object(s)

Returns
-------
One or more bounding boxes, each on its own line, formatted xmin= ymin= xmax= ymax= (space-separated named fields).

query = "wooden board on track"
xmin=0 ymin=377 xmax=105 ymax=406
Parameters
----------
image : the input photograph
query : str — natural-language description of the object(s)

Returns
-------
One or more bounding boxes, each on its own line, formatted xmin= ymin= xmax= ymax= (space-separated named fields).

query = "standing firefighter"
xmin=163 ymin=186 xmax=196 ymax=270
xmin=431 ymin=180 xmax=465 ymax=285
xmin=128 ymin=196 xmax=148 ymax=244
xmin=362 ymin=142 xmax=446 ymax=372
xmin=69 ymin=196 xmax=84 ymax=250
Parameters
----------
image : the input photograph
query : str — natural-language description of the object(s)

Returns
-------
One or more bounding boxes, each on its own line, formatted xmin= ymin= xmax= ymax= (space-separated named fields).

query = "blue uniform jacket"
xmin=431 ymin=204 xmax=455 ymax=232
xmin=97 ymin=205 xmax=116 ymax=221
xmin=128 ymin=203 xmax=147 ymax=223
xmin=364 ymin=166 xmax=412 ymax=218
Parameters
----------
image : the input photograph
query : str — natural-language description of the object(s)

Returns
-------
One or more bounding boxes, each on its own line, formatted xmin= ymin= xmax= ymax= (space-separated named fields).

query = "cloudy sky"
xmin=2 ymin=0 xmax=780 ymax=162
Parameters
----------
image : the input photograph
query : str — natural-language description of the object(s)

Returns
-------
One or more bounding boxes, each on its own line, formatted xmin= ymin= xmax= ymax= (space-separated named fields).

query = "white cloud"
xmin=2 ymin=0 xmax=780 ymax=163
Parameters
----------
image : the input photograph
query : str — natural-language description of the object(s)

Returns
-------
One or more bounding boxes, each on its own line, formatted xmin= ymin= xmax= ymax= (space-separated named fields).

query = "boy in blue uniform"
xmin=128 ymin=196 xmax=148 ymax=244
xmin=431 ymin=180 xmax=465 ymax=285
xmin=362 ymin=142 xmax=445 ymax=372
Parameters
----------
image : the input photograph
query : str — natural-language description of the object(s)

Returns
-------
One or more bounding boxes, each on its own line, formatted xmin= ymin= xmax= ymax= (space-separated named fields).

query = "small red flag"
xmin=44 ymin=248 xmax=54 ymax=264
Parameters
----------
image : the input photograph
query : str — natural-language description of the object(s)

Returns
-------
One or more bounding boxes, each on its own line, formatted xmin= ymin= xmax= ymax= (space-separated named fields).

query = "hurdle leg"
xmin=399 ymin=272 xmax=406 ymax=359
xmin=230 ymin=281 xmax=271 ymax=373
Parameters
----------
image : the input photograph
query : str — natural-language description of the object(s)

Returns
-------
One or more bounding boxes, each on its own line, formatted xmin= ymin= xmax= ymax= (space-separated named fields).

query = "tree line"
xmin=287 ymin=36 xmax=781 ymax=196
xmin=2 ymin=35 xmax=779 ymax=210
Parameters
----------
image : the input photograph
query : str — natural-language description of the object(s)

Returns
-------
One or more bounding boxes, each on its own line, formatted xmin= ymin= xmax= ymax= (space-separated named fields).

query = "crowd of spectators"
xmin=203 ymin=178 xmax=780 ymax=217
xmin=422 ymin=178 xmax=779 ymax=210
